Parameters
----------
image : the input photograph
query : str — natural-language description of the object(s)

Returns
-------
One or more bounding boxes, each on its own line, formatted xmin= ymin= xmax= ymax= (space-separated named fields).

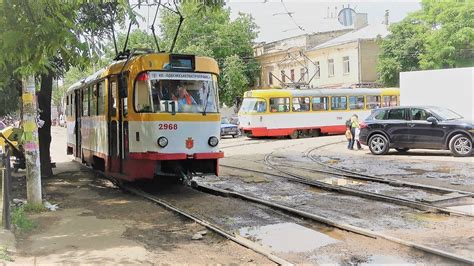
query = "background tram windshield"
xmin=134 ymin=71 xmax=219 ymax=114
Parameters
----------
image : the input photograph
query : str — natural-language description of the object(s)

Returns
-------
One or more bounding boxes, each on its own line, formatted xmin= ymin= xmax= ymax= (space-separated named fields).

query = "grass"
xmin=23 ymin=203 xmax=46 ymax=213
xmin=0 ymin=247 xmax=13 ymax=262
xmin=11 ymin=206 xmax=35 ymax=232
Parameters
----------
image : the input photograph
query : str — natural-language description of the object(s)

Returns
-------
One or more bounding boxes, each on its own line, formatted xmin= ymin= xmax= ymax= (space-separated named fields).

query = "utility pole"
xmin=22 ymin=76 xmax=42 ymax=205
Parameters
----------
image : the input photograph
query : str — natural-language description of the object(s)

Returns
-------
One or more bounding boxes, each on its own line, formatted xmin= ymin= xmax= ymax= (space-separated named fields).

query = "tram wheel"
xmin=289 ymin=131 xmax=299 ymax=139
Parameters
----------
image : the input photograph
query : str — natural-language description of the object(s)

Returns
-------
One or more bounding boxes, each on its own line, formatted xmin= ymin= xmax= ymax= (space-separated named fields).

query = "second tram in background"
xmin=238 ymin=88 xmax=400 ymax=138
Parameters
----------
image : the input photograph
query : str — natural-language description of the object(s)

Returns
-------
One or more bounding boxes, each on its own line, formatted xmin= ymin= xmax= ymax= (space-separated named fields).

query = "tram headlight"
xmin=208 ymin=136 xmax=219 ymax=147
xmin=157 ymin=137 xmax=168 ymax=148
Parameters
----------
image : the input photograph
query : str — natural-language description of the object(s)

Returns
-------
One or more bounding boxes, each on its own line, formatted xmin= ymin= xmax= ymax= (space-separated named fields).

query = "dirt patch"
xmin=10 ymin=162 xmax=272 ymax=264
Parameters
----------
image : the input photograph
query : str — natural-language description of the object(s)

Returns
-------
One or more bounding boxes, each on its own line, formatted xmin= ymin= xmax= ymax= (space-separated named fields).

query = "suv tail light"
xmin=359 ymin=122 xmax=367 ymax=129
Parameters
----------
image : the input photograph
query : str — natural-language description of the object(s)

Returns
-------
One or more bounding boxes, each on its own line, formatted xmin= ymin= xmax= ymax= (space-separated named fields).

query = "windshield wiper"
xmin=202 ymin=85 xmax=212 ymax=116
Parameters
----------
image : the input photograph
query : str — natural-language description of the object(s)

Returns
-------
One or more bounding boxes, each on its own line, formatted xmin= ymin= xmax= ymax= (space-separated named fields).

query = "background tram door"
xmin=74 ymin=90 xmax=81 ymax=159
xmin=108 ymin=78 xmax=123 ymax=174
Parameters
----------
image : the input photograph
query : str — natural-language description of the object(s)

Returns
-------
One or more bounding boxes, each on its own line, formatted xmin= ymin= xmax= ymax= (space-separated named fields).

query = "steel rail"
xmin=221 ymin=161 xmax=473 ymax=217
xmin=195 ymin=183 xmax=474 ymax=265
xmin=102 ymin=175 xmax=293 ymax=266
xmin=304 ymin=143 xmax=473 ymax=195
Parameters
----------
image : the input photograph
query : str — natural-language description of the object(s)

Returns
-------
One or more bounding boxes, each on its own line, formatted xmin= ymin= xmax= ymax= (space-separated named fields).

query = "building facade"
xmin=254 ymin=14 xmax=389 ymax=89
xmin=253 ymin=29 xmax=352 ymax=89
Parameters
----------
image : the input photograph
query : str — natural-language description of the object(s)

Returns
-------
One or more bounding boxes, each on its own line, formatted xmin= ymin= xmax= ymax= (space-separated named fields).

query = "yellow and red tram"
xmin=238 ymin=87 xmax=400 ymax=138
xmin=65 ymin=53 xmax=223 ymax=181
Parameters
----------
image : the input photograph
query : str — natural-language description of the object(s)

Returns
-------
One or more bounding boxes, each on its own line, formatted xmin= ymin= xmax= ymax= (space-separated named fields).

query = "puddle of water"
xmin=446 ymin=204 xmax=474 ymax=215
xmin=361 ymin=254 xmax=413 ymax=265
xmin=319 ymin=177 xmax=366 ymax=186
xmin=238 ymin=222 xmax=339 ymax=253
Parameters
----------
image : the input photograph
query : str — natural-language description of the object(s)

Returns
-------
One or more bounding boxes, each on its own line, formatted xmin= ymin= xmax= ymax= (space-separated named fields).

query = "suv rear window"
xmin=387 ymin=109 xmax=406 ymax=120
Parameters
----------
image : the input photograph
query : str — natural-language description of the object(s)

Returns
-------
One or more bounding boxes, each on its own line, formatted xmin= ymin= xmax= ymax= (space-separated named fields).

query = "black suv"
xmin=359 ymin=106 xmax=473 ymax=157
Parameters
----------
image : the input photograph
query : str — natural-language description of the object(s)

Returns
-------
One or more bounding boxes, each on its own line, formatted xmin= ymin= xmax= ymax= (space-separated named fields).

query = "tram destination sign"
xmin=149 ymin=72 xmax=212 ymax=81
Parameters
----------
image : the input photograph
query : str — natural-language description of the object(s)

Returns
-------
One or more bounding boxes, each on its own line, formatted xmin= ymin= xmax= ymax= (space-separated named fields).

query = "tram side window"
xmin=292 ymin=97 xmax=310 ymax=112
xmin=97 ymin=81 xmax=105 ymax=115
xmin=331 ymin=96 xmax=347 ymax=110
xmin=270 ymin=97 xmax=290 ymax=112
xmin=110 ymin=81 xmax=117 ymax=117
xmin=90 ymin=85 xmax=97 ymax=116
xmin=382 ymin=95 xmax=398 ymax=107
xmin=349 ymin=96 xmax=365 ymax=110
xmin=71 ymin=94 xmax=75 ymax=118
xmin=366 ymin=95 xmax=381 ymax=109
xmin=312 ymin=97 xmax=328 ymax=111
xmin=135 ymin=78 xmax=152 ymax=112
xmin=82 ymin=88 xmax=89 ymax=116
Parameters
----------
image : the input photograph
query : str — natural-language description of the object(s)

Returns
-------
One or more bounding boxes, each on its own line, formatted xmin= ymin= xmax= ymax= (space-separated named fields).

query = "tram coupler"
xmin=176 ymin=166 xmax=198 ymax=188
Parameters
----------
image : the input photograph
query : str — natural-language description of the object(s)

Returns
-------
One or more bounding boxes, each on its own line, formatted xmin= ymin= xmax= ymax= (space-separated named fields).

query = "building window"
xmin=315 ymin=62 xmax=320 ymax=79
xmin=343 ymin=56 xmax=350 ymax=75
xmin=269 ymin=72 xmax=273 ymax=85
xmin=300 ymin=68 xmax=305 ymax=81
xmin=328 ymin=59 xmax=334 ymax=77
xmin=290 ymin=69 xmax=295 ymax=81
xmin=281 ymin=70 xmax=286 ymax=83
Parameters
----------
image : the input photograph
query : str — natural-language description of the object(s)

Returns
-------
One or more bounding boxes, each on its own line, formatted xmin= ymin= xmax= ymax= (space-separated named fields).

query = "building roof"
xmin=309 ymin=24 xmax=389 ymax=51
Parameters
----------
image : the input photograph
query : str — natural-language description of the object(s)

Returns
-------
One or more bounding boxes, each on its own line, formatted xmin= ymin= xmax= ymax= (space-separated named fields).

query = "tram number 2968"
xmin=159 ymin=123 xmax=178 ymax=130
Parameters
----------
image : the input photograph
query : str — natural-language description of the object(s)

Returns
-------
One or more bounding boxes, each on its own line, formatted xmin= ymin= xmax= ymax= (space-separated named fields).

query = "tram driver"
xmin=174 ymin=85 xmax=197 ymax=112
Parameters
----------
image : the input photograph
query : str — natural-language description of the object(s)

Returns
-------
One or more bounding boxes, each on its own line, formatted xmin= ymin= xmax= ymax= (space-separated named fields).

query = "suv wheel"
xmin=368 ymin=134 xmax=389 ymax=155
xmin=449 ymin=134 xmax=472 ymax=157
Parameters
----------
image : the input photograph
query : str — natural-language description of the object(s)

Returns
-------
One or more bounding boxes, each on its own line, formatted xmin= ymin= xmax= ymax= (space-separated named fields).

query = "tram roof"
xmin=246 ymin=87 xmax=399 ymax=98
xmin=65 ymin=53 xmax=219 ymax=94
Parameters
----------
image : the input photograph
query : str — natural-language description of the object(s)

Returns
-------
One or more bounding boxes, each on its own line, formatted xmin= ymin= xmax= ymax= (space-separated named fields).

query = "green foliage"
xmin=12 ymin=206 xmax=35 ymax=232
xmin=159 ymin=2 xmax=260 ymax=106
xmin=378 ymin=0 xmax=474 ymax=86
xmin=23 ymin=203 xmax=46 ymax=213
xmin=221 ymin=55 xmax=249 ymax=106
xmin=0 ymin=247 xmax=13 ymax=262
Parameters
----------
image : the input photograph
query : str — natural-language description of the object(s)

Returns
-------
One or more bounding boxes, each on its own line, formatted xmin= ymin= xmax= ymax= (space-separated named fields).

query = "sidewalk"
xmin=0 ymin=229 xmax=15 ymax=254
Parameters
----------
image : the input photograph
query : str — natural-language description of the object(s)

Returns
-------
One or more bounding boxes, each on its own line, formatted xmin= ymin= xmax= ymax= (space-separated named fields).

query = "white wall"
xmin=400 ymin=67 xmax=474 ymax=120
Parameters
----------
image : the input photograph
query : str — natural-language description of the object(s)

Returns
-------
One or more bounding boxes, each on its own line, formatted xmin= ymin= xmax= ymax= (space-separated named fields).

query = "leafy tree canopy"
xmin=159 ymin=1 xmax=260 ymax=106
xmin=378 ymin=0 xmax=473 ymax=86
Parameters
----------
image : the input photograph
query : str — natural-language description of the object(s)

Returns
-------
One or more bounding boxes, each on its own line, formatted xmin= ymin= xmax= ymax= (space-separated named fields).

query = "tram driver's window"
xmin=270 ymin=97 xmax=290 ymax=112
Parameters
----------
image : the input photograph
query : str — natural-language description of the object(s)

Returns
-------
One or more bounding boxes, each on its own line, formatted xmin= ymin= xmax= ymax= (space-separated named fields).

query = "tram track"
xmin=101 ymin=174 xmax=292 ymax=265
xmin=102 ymin=171 xmax=473 ymax=265
xmin=193 ymin=181 xmax=474 ymax=265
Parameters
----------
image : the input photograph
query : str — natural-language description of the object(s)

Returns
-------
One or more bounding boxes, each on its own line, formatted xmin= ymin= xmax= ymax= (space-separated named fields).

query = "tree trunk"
xmin=38 ymin=71 xmax=53 ymax=178
xmin=22 ymin=76 xmax=42 ymax=205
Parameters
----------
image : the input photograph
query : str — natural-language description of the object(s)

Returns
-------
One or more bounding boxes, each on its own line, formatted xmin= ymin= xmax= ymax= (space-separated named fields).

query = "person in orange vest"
xmin=174 ymin=85 xmax=196 ymax=112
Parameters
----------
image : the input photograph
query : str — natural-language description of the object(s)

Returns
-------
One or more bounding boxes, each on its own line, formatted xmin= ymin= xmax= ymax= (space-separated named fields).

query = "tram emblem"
xmin=185 ymin=137 xmax=194 ymax=149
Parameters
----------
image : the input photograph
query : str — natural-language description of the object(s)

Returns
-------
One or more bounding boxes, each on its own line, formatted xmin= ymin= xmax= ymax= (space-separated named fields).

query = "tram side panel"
xmin=240 ymin=110 xmax=372 ymax=137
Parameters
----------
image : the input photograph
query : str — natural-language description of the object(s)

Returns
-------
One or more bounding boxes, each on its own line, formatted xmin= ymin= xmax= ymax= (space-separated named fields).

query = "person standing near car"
xmin=350 ymin=114 xmax=362 ymax=150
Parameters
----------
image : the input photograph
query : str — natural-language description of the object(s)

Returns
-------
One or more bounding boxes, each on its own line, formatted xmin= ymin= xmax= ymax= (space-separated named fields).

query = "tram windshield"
xmin=239 ymin=98 xmax=267 ymax=113
xmin=134 ymin=71 xmax=219 ymax=113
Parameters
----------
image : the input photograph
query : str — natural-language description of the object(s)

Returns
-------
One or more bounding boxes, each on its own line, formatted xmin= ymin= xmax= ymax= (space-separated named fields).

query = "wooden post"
xmin=22 ymin=76 xmax=42 ymax=205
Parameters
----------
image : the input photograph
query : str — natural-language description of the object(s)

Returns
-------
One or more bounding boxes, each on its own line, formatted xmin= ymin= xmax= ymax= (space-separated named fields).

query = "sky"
xmin=226 ymin=0 xmax=422 ymax=42
xmin=132 ymin=0 xmax=422 ymax=43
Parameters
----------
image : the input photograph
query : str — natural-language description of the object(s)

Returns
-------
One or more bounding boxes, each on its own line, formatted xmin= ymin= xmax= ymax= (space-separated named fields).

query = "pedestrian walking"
xmin=345 ymin=124 xmax=352 ymax=149
xmin=349 ymin=114 xmax=363 ymax=150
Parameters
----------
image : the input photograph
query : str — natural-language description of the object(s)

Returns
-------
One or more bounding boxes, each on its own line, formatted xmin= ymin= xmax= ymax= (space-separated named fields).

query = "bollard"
xmin=1 ymin=144 xmax=12 ymax=230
